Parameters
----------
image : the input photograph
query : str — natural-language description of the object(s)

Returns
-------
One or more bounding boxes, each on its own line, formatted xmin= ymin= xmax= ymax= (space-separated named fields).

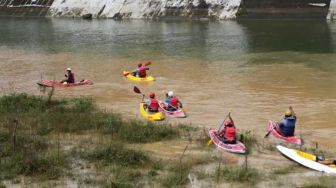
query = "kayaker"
xmin=166 ymin=91 xmax=183 ymax=111
xmin=316 ymin=155 xmax=336 ymax=165
xmin=61 ymin=68 xmax=75 ymax=83
xmin=145 ymin=92 xmax=159 ymax=113
xmin=276 ymin=106 xmax=296 ymax=137
xmin=132 ymin=63 xmax=149 ymax=78
xmin=218 ymin=114 xmax=237 ymax=144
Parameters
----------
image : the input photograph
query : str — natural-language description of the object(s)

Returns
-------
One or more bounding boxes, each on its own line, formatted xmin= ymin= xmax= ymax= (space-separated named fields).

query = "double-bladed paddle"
xmin=207 ymin=111 xmax=231 ymax=146
xmin=124 ymin=61 xmax=152 ymax=76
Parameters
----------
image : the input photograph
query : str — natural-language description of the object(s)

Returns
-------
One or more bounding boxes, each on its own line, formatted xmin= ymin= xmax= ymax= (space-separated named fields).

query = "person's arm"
xmin=289 ymin=106 xmax=296 ymax=117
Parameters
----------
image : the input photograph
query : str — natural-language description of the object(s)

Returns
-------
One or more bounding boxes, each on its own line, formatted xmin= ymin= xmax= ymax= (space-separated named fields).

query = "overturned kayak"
xmin=37 ymin=79 xmax=93 ymax=87
xmin=159 ymin=102 xmax=187 ymax=118
xmin=267 ymin=121 xmax=302 ymax=145
xmin=277 ymin=145 xmax=336 ymax=173
xmin=139 ymin=102 xmax=165 ymax=121
xmin=208 ymin=128 xmax=247 ymax=154
xmin=123 ymin=71 xmax=154 ymax=82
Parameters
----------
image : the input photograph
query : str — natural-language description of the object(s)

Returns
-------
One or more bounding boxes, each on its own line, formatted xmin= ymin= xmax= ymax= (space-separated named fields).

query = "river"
xmin=0 ymin=18 xmax=335 ymax=148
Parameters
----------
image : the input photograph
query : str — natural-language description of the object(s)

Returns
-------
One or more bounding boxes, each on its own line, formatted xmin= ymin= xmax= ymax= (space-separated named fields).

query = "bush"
xmin=162 ymin=164 xmax=191 ymax=187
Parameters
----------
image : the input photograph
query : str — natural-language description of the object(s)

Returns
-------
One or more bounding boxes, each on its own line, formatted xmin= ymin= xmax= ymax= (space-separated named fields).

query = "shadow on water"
xmin=237 ymin=20 xmax=333 ymax=53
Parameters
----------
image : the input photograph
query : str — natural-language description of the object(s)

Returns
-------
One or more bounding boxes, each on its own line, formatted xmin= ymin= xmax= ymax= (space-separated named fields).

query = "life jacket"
xmin=223 ymin=126 xmax=236 ymax=141
xmin=67 ymin=72 xmax=75 ymax=83
xmin=280 ymin=116 xmax=296 ymax=137
xmin=170 ymin=97 xmax=178 ymax=108
xmin=149 ymin=99 xmax=159 ymax=112
xmin=138 ymin=67 xmax=147 ymax=78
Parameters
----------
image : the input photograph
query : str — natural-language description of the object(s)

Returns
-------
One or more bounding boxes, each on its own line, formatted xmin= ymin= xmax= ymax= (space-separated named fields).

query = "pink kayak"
xmin=267 ymin=120 xmax=302 ymax=145
xmin=208 ymin=128 xmax=247 ymax=154
xmin=37 ymin=79 xmax=93 ymax=87
xmin=159 ymin=102 xmax=187 ymax=118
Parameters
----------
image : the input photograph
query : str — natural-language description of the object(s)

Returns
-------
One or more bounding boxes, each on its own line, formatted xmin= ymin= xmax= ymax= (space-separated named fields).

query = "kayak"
xmin=267 ymin=120 xmax=302 ymax=145
xmin=139 ymin=102 xmax=165 ymax=121
xmin=123 ymin=71 xmax=154 ymax=82
xmin=37 ymin=79 xmax=93 ymax=87
xmin=277 ymin=145 xmax=336 ymax=173
xmin=159 ymin=102 xmax=187 ymax=118
xmin=208 ymin=128 xmax=247 ymax=154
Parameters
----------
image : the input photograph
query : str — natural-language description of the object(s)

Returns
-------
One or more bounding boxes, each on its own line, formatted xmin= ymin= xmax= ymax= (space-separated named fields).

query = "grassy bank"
xmin=0 ymin=93 xmax=180 ymax=185
xmin=1 ymin=93 xmax=335 ymax=187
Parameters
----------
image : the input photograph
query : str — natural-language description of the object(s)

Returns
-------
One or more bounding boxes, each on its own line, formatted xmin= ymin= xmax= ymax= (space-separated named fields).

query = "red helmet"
xmin=138 ymin=63 xmax=142 ymax=67
xmin=224 ymin=120 xmax=234 ymax=126
xmin=149 ymin=92 xmax=155 ymax=98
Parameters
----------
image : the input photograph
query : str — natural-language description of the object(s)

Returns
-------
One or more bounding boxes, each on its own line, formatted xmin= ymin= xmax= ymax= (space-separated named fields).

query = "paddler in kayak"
xmin=61 ymin=68 xmax=75 ymax=84
xmin=132 ymin=63 xmax=149 ymax=78
xmin=144 ymin=92 xmax=159 ymax=113
xmin=316 ymin=155 xmax=336 ymax=165
xmin=166 ymin=91 xmax=183 ymax=111
xmin=276 ymin=106 xmax=296 ymax=137
xmin=218 ymin=113 xmax=237 ymax=144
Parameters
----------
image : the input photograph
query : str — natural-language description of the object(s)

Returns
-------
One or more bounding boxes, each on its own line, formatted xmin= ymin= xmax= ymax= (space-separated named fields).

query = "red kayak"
xmin=159 ymin=102 xmax=187 ymax=118
xmin=208 ymin=128 xmax=247 ymax=154
xmin=37 ymin=79 xmax=93 ymax=87
xmin=267 ymin=120 xmax=302 ymax=145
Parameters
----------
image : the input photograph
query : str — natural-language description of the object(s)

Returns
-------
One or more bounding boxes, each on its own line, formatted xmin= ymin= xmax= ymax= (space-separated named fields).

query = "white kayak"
xmin=276 ymin=145 xmax=336 ymax=174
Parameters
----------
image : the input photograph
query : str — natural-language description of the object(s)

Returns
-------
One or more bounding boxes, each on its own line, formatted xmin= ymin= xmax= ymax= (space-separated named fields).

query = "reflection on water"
xmin=0 ymin=18 xmax=335 ymax=147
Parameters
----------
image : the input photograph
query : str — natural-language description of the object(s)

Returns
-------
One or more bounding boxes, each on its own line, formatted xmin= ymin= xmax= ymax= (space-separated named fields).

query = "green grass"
xmin=215 ymin=165 xmax=260 ymax=184
xmin=161 ymin=164 xmax=192 ymax=187
xmin=80 ymin=143 xmax=149 ymax=166
xmin=0 ymin=93 xmax=181 ymax=182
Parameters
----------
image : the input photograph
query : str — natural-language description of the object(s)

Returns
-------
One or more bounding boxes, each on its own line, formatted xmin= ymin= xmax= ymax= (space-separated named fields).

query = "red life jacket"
xmin=223 ymin=126 xmax=236 ymax=141
xmin=139 ymin=67 xmax=147 ymax=78
xmin=149 ymin=99 xmax=159 ymax=112
xmin=170 ymin=97 xmax=178 ymax=108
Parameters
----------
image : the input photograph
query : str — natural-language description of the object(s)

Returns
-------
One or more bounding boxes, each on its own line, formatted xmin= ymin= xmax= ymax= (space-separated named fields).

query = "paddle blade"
xmin=207 ymin=139 xmax=213 ymax=146
xmin=145 ymin=61 xmax=151 ymax=66
xmin=123 ymin=72 xmax=130 ymax=76
xmin=133 ymin=86 xmax=141 ymax=94
xmin=264 ymin=130 xmax=272 ymax=138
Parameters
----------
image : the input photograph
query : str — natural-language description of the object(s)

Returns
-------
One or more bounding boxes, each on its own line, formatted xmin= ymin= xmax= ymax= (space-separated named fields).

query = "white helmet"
xmin=168 ymin=91 xmax=174 ymax=97
xmin=66 ymin=68 xmax=71 ymax=71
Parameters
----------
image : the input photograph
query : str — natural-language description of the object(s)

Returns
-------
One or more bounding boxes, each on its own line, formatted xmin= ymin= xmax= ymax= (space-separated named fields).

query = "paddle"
xmin=264 ymin=121 xmax=279 ymax=138
xmin=124 ymin=61 xmax=152 ymax=76
xmin=207 ymin=111 xmax=231 ymax=146
xmin=133 ymin=86 xmax=145 ymax=101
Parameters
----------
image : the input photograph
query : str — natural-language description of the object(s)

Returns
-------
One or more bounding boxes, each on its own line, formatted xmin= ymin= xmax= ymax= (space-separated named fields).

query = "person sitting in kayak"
xmin=145 ymin=92 xmax=159 ymax=113
xmin=61 ymin=68 xmax=75 ymax=83
xmin=132 ymin=63 xmax=149 ymax=78
xmin=316 ymin=155 xmax=336 ymax=165
xmin=218 ymin=114 xmax=237 ymax=144
xmin=276 ymin=106 xmax=296 ymax=137
xmin=166 ymin=91 xmax=183 ymax=111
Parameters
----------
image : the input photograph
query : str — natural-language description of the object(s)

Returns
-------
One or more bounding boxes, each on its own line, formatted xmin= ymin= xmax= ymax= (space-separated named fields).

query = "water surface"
xmin=0 ymin=18 xmax=335 ymax=147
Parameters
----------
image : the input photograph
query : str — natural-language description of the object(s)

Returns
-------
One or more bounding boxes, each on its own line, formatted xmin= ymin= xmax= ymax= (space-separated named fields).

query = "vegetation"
xmin=214 ymin=165 xmax=260 ymax=185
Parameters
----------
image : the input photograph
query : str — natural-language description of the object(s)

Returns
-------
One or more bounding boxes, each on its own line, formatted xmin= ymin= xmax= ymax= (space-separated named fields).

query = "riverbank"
xmin=0 ymin=93 xmax=335 ymax=187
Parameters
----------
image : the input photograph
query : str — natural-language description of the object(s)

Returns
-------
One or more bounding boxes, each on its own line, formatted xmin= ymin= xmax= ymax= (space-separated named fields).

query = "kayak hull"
xmin=139 ymin=102 xmax=165 ymax=121
xmin=123 ymin=71 xmax=154 ymax=82
xmin=37 ymin=79 xmax=93 ymax=87
xmin=277 ymin=145 xmax=336 ymax=173
xmin=208 ymin=128 xmax=247 ymax=154
xmin=267 ymin=120 xmax=302 ymax=145
xmin=159 ymin=102 xmax=187 ymax=118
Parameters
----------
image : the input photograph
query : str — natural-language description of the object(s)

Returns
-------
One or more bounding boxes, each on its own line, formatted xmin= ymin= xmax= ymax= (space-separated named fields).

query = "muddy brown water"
xmin=0 ymin=18 xmax=335 ymax=149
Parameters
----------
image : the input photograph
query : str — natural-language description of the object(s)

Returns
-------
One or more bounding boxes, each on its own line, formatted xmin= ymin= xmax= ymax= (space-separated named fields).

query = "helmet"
xmin=224 ymin=120 xmax=234 ymax=127
xmin=149 ymin=92 xmax=155 ymax=98
xmin=168 ymin=91 xmax=174 ymax=97
xmin=66 ymin=68 xmax=71 ymax=71
xmin=285 ymin=110 xmax=292 ymax=117
xmin=138 ymin=63 xmax=142 ymax=67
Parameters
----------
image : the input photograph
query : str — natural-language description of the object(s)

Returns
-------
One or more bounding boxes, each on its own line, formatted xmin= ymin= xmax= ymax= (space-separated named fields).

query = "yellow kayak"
xmin=139 ymin=102 xmax=165 ymax=121
xmin=123 ymin=71 xmax=155 ymax=82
